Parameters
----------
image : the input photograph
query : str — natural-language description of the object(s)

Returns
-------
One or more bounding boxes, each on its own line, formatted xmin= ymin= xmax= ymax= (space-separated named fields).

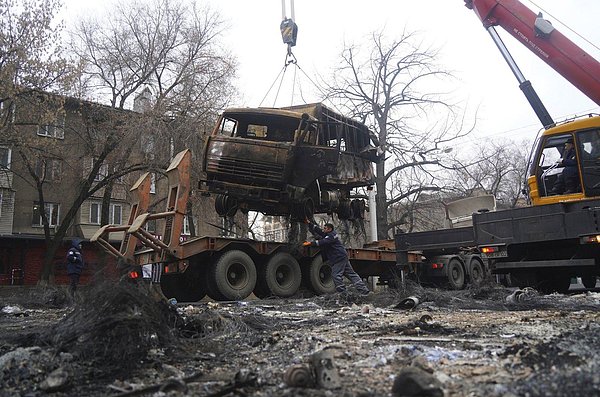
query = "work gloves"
xmin=302 ymin=241 xmax=312 ymax=247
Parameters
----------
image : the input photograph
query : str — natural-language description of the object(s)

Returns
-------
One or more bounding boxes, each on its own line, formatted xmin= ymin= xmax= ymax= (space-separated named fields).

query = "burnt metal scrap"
xmin=200 ymin=103 xmax=381 ymax=220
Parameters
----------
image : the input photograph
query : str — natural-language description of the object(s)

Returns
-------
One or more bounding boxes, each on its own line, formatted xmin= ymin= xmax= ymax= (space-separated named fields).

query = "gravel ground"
xmin=1 ymin=281 xmax=600 ymax=396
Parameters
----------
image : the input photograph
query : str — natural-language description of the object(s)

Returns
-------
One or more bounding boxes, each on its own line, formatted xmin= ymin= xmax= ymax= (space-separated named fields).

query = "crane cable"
xmin=260 ymin=0 xmax=327 ymax=107
xmin=259 ymin=0 xmax=301 ymax=107
xmin=527 ymin=0 xmax=600 ymax=54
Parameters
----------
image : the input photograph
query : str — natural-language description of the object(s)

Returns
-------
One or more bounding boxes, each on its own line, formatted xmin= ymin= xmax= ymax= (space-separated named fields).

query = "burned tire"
xmin=255 ymin=253 xmax=301 ymax=298
xmin=469 ymin=258 xmax=485 ymax=286
xmin=306 ymin=255 xmax=335 ymax=295
xmin=582 ymin=275 xmax=598 ymax=289
xmin=160 ymin=272 xmax=206 ymax=302
xmin=211 ymin=250 xmax=256 ymax=301
xmin=446 ymin=258 xmax=465 ymax=290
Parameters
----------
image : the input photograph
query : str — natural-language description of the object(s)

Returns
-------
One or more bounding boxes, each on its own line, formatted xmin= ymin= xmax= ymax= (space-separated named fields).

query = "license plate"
xmin=482 ymin=251 xmax=508 ymax=258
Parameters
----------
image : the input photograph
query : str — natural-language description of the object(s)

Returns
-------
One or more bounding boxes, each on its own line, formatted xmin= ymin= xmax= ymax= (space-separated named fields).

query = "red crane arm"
xmin=465 ymin=0 xmax=600 ymax=106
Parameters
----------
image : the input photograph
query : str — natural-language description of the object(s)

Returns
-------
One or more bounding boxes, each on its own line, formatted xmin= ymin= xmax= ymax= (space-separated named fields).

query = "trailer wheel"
xmin=160 ymin=272 xmax=206 ymax=302
xmin=306 ymin=256 xmax=336 ymax=295
xmin=203 ymin=265 xmax=227 ymax=301
xmin=255 ymin=253 xmax=301 ymax=298
xmin=211 ymin=250 xmax=256 ymax=300
xmin=447 ymin=258 xmax=465 ymax=290
xmin=582 ymin=275 xmax=597 ymax=289
xmin=469 ymin=258 xmax=485 ymax=286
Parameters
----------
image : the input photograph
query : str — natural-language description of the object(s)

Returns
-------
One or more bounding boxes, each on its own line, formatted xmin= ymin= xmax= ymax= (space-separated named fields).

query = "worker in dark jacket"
xmin=551 ymin=137 xmax=580 ymax=194
xmin=304 ymin=221 xmax=370 ymax=295
xmin=66 ymin=238 xmax=85 ymax=296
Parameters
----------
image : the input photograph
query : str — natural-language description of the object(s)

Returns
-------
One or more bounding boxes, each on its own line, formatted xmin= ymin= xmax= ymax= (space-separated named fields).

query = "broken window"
xmin=218 ymin=118 xmax=237 ymax=137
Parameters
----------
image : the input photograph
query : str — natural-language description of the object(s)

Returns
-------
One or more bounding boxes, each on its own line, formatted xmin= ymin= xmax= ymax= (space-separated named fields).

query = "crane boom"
xmin=465 ymin=0 xmax=600 ymax=107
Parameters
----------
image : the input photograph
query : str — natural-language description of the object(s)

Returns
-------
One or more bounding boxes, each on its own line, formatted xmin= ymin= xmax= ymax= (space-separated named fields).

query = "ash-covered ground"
xmin=1 ymin=281 xmax=600 ymax=396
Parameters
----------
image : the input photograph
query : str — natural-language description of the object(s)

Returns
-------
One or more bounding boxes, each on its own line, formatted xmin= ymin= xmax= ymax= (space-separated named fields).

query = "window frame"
xmin=0 ymin=147 xmax=11 ymax=169
xmin=90 ymin=202 xmax=123 ymax=225
xmin=37 ymin=114 xmax=65 ymax=139
xmin=32 ymin=202 xmax=60 ymax=227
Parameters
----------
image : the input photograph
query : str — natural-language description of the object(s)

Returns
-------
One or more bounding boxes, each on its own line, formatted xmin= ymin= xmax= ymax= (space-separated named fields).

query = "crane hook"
xmin=280 ymin=0 xmax=298 ymax=64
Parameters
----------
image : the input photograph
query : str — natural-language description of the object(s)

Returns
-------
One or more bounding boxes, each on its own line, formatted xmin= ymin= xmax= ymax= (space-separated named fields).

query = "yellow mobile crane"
xmin=396 ymin=0 xmax=600 ymax=294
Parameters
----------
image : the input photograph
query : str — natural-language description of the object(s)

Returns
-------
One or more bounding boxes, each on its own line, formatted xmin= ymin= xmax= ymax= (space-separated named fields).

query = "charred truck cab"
xmin=200 ymin=103 xmax=379 ymax=220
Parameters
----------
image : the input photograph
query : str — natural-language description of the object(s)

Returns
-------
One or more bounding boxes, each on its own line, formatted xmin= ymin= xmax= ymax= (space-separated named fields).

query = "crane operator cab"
xmin=527 ymin=115 xmax=600 ymax=205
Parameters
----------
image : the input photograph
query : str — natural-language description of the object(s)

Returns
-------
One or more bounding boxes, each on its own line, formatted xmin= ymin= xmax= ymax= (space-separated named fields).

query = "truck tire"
xmin=160 ymin=272 xmax=206 ymax=302
xmin=255 ymin=253 xmax=301 ymax=298
xmin=469 ymin=258 xmax=485 ymax=286
xmin=582 ymin=275 xmax=597 ymax=289
xmin=447 ymin=258 xmax=465 ymax=290
xmin=211 ymin=250 xmax=256 ymax=301
xmin=203 ymin=265 xmax=227 ymax=301
xmin=306 ymin=255 xmax=335 ymax=295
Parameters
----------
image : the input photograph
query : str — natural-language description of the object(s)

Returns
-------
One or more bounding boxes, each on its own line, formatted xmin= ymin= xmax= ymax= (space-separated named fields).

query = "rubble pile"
xmin=1 ymin=284 xmax=600 ymax=396
xmin=44 ymin=282 xmax=181 ymax=375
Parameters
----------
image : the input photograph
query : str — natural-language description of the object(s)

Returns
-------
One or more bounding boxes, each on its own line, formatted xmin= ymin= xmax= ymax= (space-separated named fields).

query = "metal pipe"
xmin=487 ymin=26 xmax=526 ymax=84
xmin=368 ymin=187 xmax=377 ymax=242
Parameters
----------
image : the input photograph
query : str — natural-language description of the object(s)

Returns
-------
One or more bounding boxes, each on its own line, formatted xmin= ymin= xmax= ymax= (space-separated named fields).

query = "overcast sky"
xmin=62 ymin=0 xmax=600 ymax=146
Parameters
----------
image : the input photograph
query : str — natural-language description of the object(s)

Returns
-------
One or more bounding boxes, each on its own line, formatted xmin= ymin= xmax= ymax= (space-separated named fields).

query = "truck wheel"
xmin=469 ymin=258 xmax=485 ymax=285
xmin=160 ymin=272 xmax=206 ymax=302
xmin=256 ymin=253 xmax=301 ymax=298
xmin=582 ymin=275 xmax=597 ymax=289
xmin=203 ymin=265 xmax=227 ymax=301
xmin=306 ymin=256 xmax=335 ymax=295
xmin=447 ymin=258 xmax=465 ymax=290
xmin=211 ymin=250 xmax=256 ymax=300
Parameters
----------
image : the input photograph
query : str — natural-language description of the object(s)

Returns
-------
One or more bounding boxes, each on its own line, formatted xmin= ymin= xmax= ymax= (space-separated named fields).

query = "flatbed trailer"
xmin=93 ymin=149 xmax=407 ymax=302
xmin=395 ymin=226 xmax=487 ymax=290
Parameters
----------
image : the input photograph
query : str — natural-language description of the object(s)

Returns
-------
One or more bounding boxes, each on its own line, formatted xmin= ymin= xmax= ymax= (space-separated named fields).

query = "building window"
xmin=35 ymin=158 xmax=62 ymax=181
xmin=94 ymin=162 xmax=108 ymax=182
xmin=111 ymin=204 xmax=122 ymax=225
xmin=0 ymin=147 xmax=11 ymax=169
xmin=182 ymin=216 xmax=190 ymax=236
xmin=90 ymin=202 xmax=101 ymax=224
xmin=32 ymin=202 xmax=60 ymax=227
xmin=150 ymin=173 xmax=156 ymax=194
xmin=0 ymin=101 xmax=15 ymax=124
xmin=90 ymin=203 xmax=123 ymax=225
xmin=146 ymin=218 xmax=157 ymax=233
xmin=37 ymin=115 xmax=65 ymax=139
xmin=141 ymin=134 xmax=155 ymax=160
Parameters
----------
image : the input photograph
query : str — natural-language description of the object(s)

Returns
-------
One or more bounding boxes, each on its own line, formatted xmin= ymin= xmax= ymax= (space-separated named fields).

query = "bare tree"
xmin=322 ymin=30 xmax=470 ymax=239
xmin=0 ymin=0 xmax=73 ymax=126
xmin=71 ymin=0 xmax=237 ymax=233
xmin=447 ymin=139 xmax=531 ymax=208
xmin=70 ymin=0 xmax=236 ymax=112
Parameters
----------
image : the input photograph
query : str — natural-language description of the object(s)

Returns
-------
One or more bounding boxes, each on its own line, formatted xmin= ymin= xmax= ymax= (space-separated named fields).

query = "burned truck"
xmin=200 ymin=103 xmax=380 ymax=220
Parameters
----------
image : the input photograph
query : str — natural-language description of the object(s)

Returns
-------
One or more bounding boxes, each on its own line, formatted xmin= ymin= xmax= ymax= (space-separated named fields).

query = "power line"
xmin=526 ymin=0 xmax=600 ymax=54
